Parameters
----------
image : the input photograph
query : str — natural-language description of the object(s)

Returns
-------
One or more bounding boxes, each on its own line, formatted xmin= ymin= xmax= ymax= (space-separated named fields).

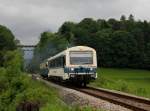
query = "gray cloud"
xmin=0 ymin=0 xmax=149 ymax=44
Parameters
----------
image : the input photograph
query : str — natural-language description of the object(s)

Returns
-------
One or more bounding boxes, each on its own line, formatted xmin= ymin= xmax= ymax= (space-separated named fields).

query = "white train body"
xmin=40 ymin=46 xmax=97 ymax=85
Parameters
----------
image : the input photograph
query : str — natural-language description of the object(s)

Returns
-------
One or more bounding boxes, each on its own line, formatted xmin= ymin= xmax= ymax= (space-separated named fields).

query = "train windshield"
xmin=70 ymin=51 xmax=93 ymax=65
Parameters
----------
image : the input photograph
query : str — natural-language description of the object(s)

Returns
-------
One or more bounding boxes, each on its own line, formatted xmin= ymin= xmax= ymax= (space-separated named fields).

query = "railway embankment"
xmin=33 ymin=74 xmax=132 ymax=111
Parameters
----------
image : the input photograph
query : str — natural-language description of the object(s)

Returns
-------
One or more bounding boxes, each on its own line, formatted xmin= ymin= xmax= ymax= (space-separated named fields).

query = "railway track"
xmin=74 ymin=87 xmax=150 ymax=111
xmin=32 ymin=74 xmax=150 ymax=111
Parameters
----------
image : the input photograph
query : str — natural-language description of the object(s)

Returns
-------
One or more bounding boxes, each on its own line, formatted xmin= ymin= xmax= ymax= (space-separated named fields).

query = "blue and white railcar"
xmin=40 ymin=46 xmax=97 ymax=86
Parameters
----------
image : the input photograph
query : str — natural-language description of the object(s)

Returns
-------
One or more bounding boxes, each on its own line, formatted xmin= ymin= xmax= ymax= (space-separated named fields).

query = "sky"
xmin=0 ymin=0 xmax=150 ymax=45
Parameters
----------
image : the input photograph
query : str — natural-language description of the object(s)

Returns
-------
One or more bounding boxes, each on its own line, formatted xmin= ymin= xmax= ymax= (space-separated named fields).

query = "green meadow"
xmin=90 ymin=68 xmax=150 ymax=98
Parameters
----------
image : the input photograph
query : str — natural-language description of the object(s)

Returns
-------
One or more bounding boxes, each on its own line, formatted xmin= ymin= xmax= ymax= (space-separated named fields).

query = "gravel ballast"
xmin=36 ymin=76 xmax=132 ymax=111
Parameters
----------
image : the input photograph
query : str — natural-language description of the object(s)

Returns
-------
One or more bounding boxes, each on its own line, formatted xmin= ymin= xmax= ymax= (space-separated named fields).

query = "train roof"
xmin=47 ymin=46 xmax=96 ymax=62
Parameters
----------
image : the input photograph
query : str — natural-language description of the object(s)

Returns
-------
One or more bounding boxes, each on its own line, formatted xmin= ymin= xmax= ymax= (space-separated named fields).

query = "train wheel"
xmin=83 ymin=82 xmax=87 ymax=87
xmin=80 ymin=82 xmax=86 ymax=87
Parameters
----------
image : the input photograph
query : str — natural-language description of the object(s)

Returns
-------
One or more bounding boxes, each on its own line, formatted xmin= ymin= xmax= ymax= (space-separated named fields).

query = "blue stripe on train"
xmin=64 ymin=67 xmax=96 ymax=73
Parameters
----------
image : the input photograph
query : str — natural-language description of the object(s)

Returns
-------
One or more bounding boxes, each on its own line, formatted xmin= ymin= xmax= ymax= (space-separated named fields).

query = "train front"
xmin=65 ymin=46 xmax=97 ymax=86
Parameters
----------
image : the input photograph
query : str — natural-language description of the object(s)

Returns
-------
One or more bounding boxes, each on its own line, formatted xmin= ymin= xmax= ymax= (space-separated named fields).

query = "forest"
xmin=31 ymin=15 xmax=150 ymax=71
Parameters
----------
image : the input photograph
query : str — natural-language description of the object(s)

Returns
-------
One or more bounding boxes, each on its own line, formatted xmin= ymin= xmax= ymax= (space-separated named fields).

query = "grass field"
xmin=90 ymin=68 xmax=150 ymax=98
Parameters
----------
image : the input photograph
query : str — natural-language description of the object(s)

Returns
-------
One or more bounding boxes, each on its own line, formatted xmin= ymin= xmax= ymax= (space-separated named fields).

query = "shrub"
xmin=116 ymin=80 xmax=130 ymax=92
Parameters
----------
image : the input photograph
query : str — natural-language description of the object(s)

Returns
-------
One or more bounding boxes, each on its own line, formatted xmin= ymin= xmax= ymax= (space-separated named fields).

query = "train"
xmin=40 ymin=46 xmax=97 ymax=86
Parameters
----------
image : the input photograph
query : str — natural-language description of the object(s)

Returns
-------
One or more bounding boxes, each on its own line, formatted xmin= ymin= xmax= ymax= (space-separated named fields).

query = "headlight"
xmin=90 ymin=68 xmax=93 ymax=71
xmin=91 ymin=74 xmax=95 ymax=78
xmin=70 ymin=74 xmax=75 ymax=77
xmin=71 ymin=68 xmax=74 ymax=71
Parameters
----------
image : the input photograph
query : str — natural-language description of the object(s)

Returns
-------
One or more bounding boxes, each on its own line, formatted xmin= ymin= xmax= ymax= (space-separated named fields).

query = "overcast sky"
xmin=0 ymin=0 xmax=150 ymax=45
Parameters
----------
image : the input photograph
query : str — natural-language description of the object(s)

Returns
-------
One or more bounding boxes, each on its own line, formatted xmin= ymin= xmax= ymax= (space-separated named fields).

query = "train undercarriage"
xmin=41 ymin=73 xmax=96 ymax=87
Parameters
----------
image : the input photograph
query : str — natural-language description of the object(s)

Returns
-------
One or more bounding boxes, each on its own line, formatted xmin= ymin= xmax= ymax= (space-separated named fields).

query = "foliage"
xmin=0 ymin=25 xmax=16 ymax=50
xmin=0 ymin=25 xmax=17 ymax=67
xmin=4 ymin=50 xmax=24 ymax=74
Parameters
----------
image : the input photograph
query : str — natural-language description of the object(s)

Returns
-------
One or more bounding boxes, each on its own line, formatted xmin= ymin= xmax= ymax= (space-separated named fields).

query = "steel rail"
xmin=75 ymin=87 xmax=150 ymax=111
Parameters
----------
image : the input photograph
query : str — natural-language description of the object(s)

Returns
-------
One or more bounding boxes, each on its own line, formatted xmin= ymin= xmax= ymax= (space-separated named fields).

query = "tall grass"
xmin=90 ymin=68 xmax=150 ymax=98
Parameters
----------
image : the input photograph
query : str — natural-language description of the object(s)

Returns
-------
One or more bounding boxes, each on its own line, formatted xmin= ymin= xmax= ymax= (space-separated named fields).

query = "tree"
xmin=145 ymin=43 xmax=150 ymax=68
xmin=58 ymin=22 xmax=76 ymax=45
xmin=78 ymin=18 xmax=98 ymax=33
xmin=0 ymin=25 xmax=16 ymax=66
xmin=94 ymin=29 xmax=113 ymax=67
xmin=128 ymin=14 xmax=134 ymax=22
xmin=97 ymin=19 xmax=110 ymax=29
xmin=108 ymin=19 xmax=121 ymax=30
xmin=0 ymin=25 xmax=16 ymax=50
xmin=120 ymin=15 xmax=126 ymax=21
xmin=111 ymin=31 xmax=138 ymax=67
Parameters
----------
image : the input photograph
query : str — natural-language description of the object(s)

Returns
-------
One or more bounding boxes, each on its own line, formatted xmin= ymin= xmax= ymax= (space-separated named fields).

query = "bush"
xmin=4 ymin=50 xmax=23 ymax=75
xmin=0 ymin=68 xmax=8 ymax=92
xmin=116 ymin=80 xmax=130 ymax=92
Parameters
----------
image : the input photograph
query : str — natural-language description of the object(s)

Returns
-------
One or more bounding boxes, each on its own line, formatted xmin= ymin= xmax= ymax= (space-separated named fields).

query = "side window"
xmin=47 ymin=56 xmax=65 ymax=68
xmin=48 ymin=61 xmax=51 ymax=68
xmin=60 ymin=57 xmax=63 ymax=67
xmin=59 ymin=57 xmax=61 ymax=67
xmin=62 ymin=56 xmax=65 ymax=67
xmin=57 ymin=58 xmax=60 ymax=67
xmin=57 ymin=57 xmax=60 ymax=67
xmin=54 ymin=59 xmax=56 ymax=67
xmin=55 ymin=59 xmax=57 ymax=67
xmin=50 ymin=61 xmax=51 ymax=68
xmin=60 ymin=57 xmax=64 ymax=67
xmin=52 ymin=60 xmax=54 ymax=68
xmin=55 ymin=59 xmax=58 ymax=67
xmin=58 ymin=57 xmax=61 ymax=67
